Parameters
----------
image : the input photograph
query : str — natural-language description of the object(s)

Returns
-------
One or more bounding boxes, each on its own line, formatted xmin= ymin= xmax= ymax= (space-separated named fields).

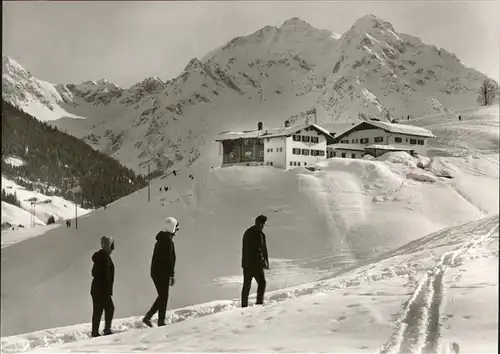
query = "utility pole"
xmin=30 ymin=201 xmax=36 ymax=228
xmin=148 ymin=164 xmax=151 ymax=203
xmin=75 ymin=200 xmax=78 ymax=229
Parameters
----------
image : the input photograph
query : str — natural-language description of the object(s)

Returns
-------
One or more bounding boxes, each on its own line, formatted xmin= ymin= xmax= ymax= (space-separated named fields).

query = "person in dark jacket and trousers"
xmin=143 ymin=217 xmax=178 ymax=327
xmin=90 ymin=236 xmax=115 ymax=337
xmin=241 ymin=215 xmax=269 ymax=308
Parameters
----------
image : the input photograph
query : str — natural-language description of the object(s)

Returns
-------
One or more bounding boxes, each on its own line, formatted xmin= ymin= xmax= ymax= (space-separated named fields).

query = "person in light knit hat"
xmin=142 ymin=217 xmax=178 ymax=327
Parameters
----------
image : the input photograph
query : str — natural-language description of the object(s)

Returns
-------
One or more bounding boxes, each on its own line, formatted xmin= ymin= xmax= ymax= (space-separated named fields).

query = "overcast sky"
xmin=3 ymin=1 xmax=499 ymax=87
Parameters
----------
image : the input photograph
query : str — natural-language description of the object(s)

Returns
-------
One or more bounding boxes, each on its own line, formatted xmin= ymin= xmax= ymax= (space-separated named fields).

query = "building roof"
xmin=327 ymin=143 xmax=416 ymax=152
xmin=215 ymin=123 xmax=335 ymax=143
xmin=333 ymin=120 xmax=435 ymax=142
xmin=320 ymin=122 xmax=358 ymax=135
xmin=366 ymin=144 xmax=415 ymax=151
xmin=327 ymin=143 xmax=366 ymax=151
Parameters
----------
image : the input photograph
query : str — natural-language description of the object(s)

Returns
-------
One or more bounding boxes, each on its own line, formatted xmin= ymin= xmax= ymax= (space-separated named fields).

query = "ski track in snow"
xmin=1 ymin=217 xmax=497 ymax=353
xmin=378 ymin=218 xmax=498 ymax=354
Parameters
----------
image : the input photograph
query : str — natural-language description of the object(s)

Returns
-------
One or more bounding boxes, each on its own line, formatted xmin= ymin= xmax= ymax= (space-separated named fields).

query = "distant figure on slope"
xmin=458 ymin=115 xmax=462 ymax=121
xmin=143 ymin=217 xmax=178 ymax=327
xmin=173 ymin=170 xmax=177 ymax=176
xmin=241 ymin=215 xmax=269 ymax=308
xmin=66 ymin=220 xmax=71 ymax=228
xmin=164 ymin=186 xmax=169 ymax=192
xmin=90 ymin=236 xmax=115 ymax=337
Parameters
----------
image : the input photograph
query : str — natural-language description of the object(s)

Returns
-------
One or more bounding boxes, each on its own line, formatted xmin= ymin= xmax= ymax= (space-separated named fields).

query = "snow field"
xmin=1 ymin=214 xmax=497 ymax=353
xmin=1 ymin=148 xmax=497 ymax=338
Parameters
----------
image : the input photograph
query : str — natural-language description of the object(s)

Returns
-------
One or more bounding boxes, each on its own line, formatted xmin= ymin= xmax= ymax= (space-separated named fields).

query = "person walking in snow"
xmin=90 ymin=236 xmax=115 ymax=337
xmin=241 ymin=215 xmax=269 ymax=308
xmin=143 ymin=217 xmax=178 ymax=327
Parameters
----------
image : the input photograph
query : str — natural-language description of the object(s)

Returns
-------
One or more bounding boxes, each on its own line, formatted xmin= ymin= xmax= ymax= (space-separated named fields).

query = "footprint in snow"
xmin=337 ymin=315 xmax=347 ymax=321
xmin=463 ymin=315 xmax=472 ymax=319
xmin=347 ymin=303 xmax=360 ymax=308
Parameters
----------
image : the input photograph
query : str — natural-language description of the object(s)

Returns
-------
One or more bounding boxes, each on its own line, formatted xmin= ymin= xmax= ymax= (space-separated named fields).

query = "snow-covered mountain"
xmin=310 ymin=14 xmax=492 ymax=120
xmin=3 ymin=15 xmax=495 ymax=173
xmin=1 ymin=57 xmax=84 ymax=121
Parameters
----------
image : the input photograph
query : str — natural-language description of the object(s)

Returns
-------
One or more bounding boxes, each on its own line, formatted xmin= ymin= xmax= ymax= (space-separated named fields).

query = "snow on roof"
xmin=368 ymin=121 xmax=435 ymax=138
xmin=216 ymin=124 xmax=334 ymax=142
xmin=334 ymin=120 xmax=435 ymax=141
xmin=328 ymin=144 xmax=366 ymax=151
xmin=320 ymin=122 xmax=357 ymax=134
xmin=366 ymin=144 xmax=415 ymax=151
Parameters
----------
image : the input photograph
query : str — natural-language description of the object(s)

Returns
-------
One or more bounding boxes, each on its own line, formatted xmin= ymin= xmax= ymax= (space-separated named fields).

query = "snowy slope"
xmin=1 ymin=201 xmax=46 ymax=228
xmin=405 ymin=105 xmax=499 ymax=157
xmin=2 ymin=214 xmax=496 ymax=353
xmin=1 ymin=176 xmax=92 ymax=246
xmin=2 ymin=57 xmax=84 ymax=122
xmin=1 ymin=141 xmax=497 ymax=337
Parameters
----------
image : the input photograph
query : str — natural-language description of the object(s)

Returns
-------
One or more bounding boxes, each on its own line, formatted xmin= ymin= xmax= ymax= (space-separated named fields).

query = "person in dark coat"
xmin=90 ymin=236 xmax=115 ymax=337
xmin=143 ymin=217 xmax=178 ymax=327
xmin=241 ymin=215 xmax=269 ymax=308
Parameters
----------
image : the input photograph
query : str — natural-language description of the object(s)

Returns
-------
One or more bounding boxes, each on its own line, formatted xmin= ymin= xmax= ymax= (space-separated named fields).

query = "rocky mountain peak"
xmin=351 ymin=14 xmax=396 ymax=34
xmin=184 ymin=58 xmax=204 ymax=72
xmin=280 ymin=17 xmax=313 ymax=31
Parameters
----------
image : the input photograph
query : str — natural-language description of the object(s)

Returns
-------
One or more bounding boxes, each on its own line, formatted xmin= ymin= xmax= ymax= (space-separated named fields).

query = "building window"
xmin=319 ymin=150 xmax=325 ymax=156
xmin=302 ymin=149 xmax=310 ymax=155
xmin=293 ymin=161 xmax=297 ymax=166
xmin=406 ymin=138 xmax=408 ymax=142
xmin=297 ymin=162 xmax=301 ymax=166
xmin=333 ymin=152 xmax=336 ymax=157
xmin=360 ymin=138 xmax=369 ymax=144
xmin=302 ymin=136 xmax=310 ymax=142
xmin=290 ymin=161 xmax=293 ymax=166
xmin=260 ymin=151 xmax=264 ymax=157
xmin=270 ymin=161 xmax=273 ymax=166
xmin=244 ymin=139 xmax=251 ymax=145
xmin=311 ymin=137 xmax=319 ymax=143
xmin=304 ymin=162 xmax=307 ymax=165
xmin=351 ymin=153 xmax=356 ymax=158
xmin=394 ymin=137 xmax=402 ymax=143
xmin=293 ymin=135 xmax=301 ymax=141
xmin=341 ymin=152 xmax=346 ymax=158
xmin=352 ymin=139 xmax=356 ymax=143
xmin=417 ymin=139 xmax=424 ymax=145
xmin=279 ymin=147 xmax=283 ymax=152
xmin=374 ymin=137 xmax=383 ymax=143
xmin=292 ymin=148 xmax=300 ymax=155
xmin=410 ymin=139 xmax=417 ymax=145
xmin=340 ymin=139 xmax=349 ymax=144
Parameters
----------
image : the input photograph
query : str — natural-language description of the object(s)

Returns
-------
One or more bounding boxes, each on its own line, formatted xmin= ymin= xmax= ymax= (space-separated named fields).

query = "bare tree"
xmin=477 ymin=78 xmax=499 ymax=106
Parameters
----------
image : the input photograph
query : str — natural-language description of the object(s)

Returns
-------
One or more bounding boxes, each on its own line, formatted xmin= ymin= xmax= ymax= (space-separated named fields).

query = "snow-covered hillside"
xmin=4 ymin=14 xmax=495 ymax=173
xmin=1 ymin=141 xmax=497 ymax=338
xmin=2 ymin=213 xmax=497 ymax=353
xmin=1 ymin=176 xmax=92 ymax=247
xmin=405 ymin=105 xmax=500 ymax=157
xmin=0 ymin=105 xmax=498 ymax=352
xmin=2 ymin=57 xmax=84 ymax=122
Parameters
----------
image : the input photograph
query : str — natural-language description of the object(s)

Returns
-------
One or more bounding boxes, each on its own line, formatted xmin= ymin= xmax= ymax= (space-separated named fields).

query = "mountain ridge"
xmin=2 ymin=14 xmax=496 ymax=173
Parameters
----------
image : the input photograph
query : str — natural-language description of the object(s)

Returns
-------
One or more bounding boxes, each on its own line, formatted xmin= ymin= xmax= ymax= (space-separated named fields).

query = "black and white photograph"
xmin=1 ymin=0 xmax=499 ymax=352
